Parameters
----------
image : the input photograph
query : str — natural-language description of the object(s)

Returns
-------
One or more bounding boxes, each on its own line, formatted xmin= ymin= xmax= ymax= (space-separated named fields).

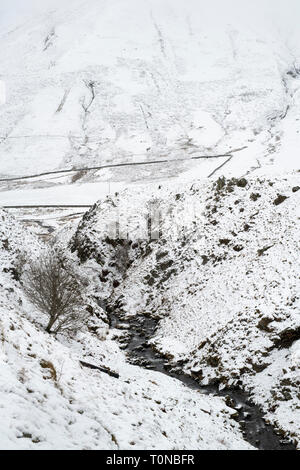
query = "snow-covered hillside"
xmin=1 ymin=0 xmax=300 ymax=208
xmin=0 ymin=0 xmax=299 ymax=451
xmin=70 ymin=171 xmax=300 ymax=447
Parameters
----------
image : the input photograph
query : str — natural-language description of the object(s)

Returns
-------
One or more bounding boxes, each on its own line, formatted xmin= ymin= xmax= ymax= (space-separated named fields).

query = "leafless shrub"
xmin=22 ymin=248 xmax=87 ymax=335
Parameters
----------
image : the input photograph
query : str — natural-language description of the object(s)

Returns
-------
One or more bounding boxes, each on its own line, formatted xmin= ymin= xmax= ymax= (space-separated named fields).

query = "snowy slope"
xmin=0 ymin=208 xmax=252 ymax=450
xmin=0 ymin=288 xmax=252 ymax=450
xmin=0 ymin=0 xmax=299 ymax=196
xmin=70 ymin=171 xmax=300 ymax=446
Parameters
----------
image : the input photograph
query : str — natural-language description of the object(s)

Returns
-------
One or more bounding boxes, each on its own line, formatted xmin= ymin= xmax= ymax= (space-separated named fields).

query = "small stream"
xmin=109 ymin=311 xmax=296 ymax=450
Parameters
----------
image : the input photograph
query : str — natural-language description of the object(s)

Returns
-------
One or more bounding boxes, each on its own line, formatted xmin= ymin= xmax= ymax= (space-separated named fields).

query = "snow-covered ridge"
xmin=70 ymin=171 xmax=300 ymax=446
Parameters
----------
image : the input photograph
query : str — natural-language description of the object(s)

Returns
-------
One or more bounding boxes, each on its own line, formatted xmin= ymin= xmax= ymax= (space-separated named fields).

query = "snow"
xmin=71 ymin=172 xmax=300 ymax=446
xmin=0 ymin=210 xmax=252 ymax=450
xmin=1 ymin=0 xmax=300 ymax=189
xmin=0 ymin=0 xmax=299 ymax=451
xmin=0 ymin=182 xmax=116 ymax=206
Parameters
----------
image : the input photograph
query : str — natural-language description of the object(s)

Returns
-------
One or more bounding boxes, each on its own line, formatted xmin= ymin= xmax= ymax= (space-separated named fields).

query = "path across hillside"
xmin=0 ymin=153 xmax=233 ymax=183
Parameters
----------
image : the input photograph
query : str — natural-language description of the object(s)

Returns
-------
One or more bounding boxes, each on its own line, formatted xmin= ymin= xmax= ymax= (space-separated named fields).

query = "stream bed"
xmin=109 ymin=311 xmax=296 ymax=450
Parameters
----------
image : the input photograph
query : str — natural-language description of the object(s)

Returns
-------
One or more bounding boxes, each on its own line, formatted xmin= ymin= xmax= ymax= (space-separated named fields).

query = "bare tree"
xmin=22 ymin=248 xmax=87 ymax=335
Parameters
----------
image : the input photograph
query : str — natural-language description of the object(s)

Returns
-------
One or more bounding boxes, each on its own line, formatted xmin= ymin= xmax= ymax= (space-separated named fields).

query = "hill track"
xmin=0 ymin=154 xmax=232 ymax=183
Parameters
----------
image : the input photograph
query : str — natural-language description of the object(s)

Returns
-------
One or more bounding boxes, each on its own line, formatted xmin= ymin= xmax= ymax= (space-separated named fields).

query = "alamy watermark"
xmin=94 ymin=197 xmax=203 ymax=241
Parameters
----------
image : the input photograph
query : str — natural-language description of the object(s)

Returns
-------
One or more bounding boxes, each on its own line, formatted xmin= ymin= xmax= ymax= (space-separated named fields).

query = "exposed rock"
xmin=257 ymin=317 xmax=274 ymax=332
xmin=272 ymin=327 xmax=300 ymax=349
xmin=219 ymin=238 xmax=230 ymax=246
xmin=250 ymin=193 xmax=261 ymax=201
xmin=273 ymin=194 xmax=288 ymax=206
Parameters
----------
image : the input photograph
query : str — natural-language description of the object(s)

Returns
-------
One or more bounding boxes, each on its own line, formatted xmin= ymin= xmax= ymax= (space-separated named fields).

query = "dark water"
xmin=109 ymin=311 xmax=296 ymax=450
